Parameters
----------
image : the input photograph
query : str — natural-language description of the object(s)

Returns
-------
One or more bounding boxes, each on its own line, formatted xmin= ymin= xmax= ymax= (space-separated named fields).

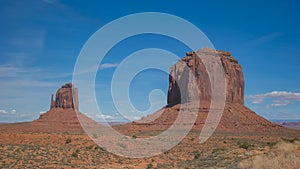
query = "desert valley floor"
xmin=1 ymin=126 xmax=300 ymax=168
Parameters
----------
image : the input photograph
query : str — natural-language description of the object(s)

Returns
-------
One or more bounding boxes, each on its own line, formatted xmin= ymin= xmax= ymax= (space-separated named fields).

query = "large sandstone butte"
xmin=116 ymin=48 xmax=281 ymax=134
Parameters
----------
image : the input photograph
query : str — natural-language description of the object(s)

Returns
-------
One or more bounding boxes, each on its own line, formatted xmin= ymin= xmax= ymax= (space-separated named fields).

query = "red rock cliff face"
xmin=50 ymin=83 xmax=79 ymax=110
xmin=167 ymin=48 xmax=244 ymax=106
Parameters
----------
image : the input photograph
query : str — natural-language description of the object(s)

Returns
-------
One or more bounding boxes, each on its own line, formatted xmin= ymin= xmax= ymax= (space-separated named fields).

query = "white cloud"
xmin=0 ymin=109 xmax=17 ymax=115
xmin=247 ymin=91 xmax=300 ymax=107
xmin=271 ymin=103 xmax=289 ymax=107
xmin=39 ymin=110 xmax=47 ymax=114
xmin=90 ymin=114 xmax=115 ymax=120
xmin=132 ymin=116 xmax=141 ymax=120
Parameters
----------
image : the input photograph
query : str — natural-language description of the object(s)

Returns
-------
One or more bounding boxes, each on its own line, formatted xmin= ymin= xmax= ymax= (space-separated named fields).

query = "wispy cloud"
xmin=271 ymin=103 xmax=288 ymax=107
xmin=247 ymin=91 xmax=300 ymax=107
xmin=0 ymin=64 xmax=57 ymax=87
xmin=99 ymin=63 xmax=119 ymax=70
xmin=72 ymin=63 xmax=119 ymax=76
xmin=0 ymin=63 xmax=71 ymax=81
xmin=0 ymin=28 xmax=46 ymax=66
xmin=0 ymin=64 xmax=22 ymax=77
xmin=0 ymin=64 xmax=41 ymax=78
xmin=43 ymin=0 xmax=56 ymax=4
xmin=41 ymin=0 xmax=94 ymax=23
xmin=248 ymin=32 xmax=282 ymax=46
xmin=9 ymin=29 xmax=46 ymax=50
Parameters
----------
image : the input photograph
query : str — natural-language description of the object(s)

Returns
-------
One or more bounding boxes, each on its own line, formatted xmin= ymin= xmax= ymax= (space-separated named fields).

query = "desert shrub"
xmin=72 ymin=149 xmax=80 ymax=158
xmin=65 ymin=138 xmax=72 ymax=144
xmin=132 ymin=135 xmax=137 ymax=139
xmin=266 ymin=142 xmax=277 ymax=148
xmin=118 ymin=143 xmax=127 ymax=149
xmin=237 ymin=141 xmax=252 ymax=150
xmin=94 ymin=145 xmax=106 ymax=151
xmin=155 ymin=163 xmax=164 ymax=168
xmin=212 ymin=147 xmax=226 ymax=154
xmin=193 ymin=150 xmax=201 ymax=159
xmin=146 ymin=163 xmax=153 ymax=169
xmin=92 ymin=133 xmax=98 ymax=139
xmin=281 ymin=137 xmax=298 ymax=143
xmin=117 ymin=159 xmax=123 ymax=164
xmin=62 ymin=131 xmax=69 ymax=135
xmin=86 ymin=145 xmax=93 ymax=150
xmin=162 ymin=149 xmax=168 ymax=154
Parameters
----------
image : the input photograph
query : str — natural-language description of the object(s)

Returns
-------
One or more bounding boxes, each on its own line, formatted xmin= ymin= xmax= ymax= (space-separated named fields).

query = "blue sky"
xmin=0 ymin=0 xmax=299 ymax=122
